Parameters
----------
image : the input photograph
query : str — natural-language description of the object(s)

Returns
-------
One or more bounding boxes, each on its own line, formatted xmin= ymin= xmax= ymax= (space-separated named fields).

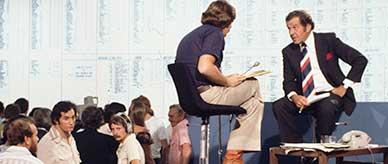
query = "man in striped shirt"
xmin=0 ymin=116 xmax=43 ymax=164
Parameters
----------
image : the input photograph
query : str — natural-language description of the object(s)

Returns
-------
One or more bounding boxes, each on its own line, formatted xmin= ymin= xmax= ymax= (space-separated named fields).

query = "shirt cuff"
xmin=287 ymin=91 xmax=297 ymax=101
xmin=343 ymin=78 xmax=355 ymax=89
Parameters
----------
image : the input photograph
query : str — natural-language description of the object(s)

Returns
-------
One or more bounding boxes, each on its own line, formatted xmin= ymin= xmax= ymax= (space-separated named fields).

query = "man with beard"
xmin=37 ymin=101 xmax=81 ymax=164
xmin=0 ymin=116 xmax=43 ymax=164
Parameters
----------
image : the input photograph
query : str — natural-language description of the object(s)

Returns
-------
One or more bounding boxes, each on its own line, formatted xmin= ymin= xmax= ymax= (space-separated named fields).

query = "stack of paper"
xmin=243 ymin=70 xmax=271 ymax=78
xmin=281 ymin=143 xmax=336 ymax=153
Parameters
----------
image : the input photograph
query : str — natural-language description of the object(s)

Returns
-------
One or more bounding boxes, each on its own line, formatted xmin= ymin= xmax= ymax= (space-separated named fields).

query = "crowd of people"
xmin=0 ymin=96 xmax=192 ymax=164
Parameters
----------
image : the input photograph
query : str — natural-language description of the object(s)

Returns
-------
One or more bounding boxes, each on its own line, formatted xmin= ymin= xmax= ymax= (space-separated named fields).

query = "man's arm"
xmin=329 ymin=33 xmax=367 ymax=97
xmin=160 ymin=139 xmax=168 ymax=164
xmin=180 ymin=143 xmax=192 ymax=164
xmin=197 ymin=54 xmax=244 ymax=87
xmin=281 ymin=49 xmax=309 ymax=108
xmin=331 ymin=33 xmax=368 ymax=82
xmin=282 ymin=49 xmax=299 ymax=96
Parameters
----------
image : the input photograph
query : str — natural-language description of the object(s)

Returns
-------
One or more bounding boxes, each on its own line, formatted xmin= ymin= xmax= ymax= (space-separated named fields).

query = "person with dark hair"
xmin=1 ymin=104 xmax=21 ymax=141
xmin=175 ymin=0 xmax=264 ymax=162
xmin=130 ymin=102 xmax=155 ymax=164
xmin=74 ymin=106 xmax=118 ymax=164
xmin=28 ymin=107 xmax=38 ymax=117
xmin=129 ymin=95 xmax=153 ymax=116
xmin=31 ymin=107 xmax=52 ymax=139
xmin=273 ymin=10 xmax=368 ymax=143
xmin=15 ymin=97 xmax=29 ymax=115
xmin=0 ymin=101 xmax=4 ymax=141
xmin=98 ymin=102 xmax=126 ymax=136
xmin=37 ymin=101 xmax=81 ymax=164
xmin=130 ymin=96 xmax=168 ymax=164
xmin=4 ymin=103 xmax=21 ymax=120
xmin=167 ymin=104 xmax=191 ymax=164
xmin=110 ymin=115 xmax=145 ymax=164
xmin=0 ymin=101 xmax=4 ymax=121
xmin=0 ymin=116 xmax=43 ymax=164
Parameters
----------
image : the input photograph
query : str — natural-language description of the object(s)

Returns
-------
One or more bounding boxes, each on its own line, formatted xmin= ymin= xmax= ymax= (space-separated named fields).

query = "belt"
xmin=197 ymin=85 xmax=211 ymax=94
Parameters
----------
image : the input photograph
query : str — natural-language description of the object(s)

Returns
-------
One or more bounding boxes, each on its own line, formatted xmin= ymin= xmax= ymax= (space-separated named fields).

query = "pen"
xmin=299 ymin=106 xmax=304 ymax=113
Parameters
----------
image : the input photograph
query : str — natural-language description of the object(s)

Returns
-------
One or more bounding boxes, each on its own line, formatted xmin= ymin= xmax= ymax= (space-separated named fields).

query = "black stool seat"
xmin=168 ymin=63 xmax=246 ymax=164
xmin=168 ymin=63 xmax=246 ymax=117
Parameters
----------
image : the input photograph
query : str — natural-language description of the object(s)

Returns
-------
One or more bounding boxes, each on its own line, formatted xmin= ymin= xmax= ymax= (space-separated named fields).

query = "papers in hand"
xmin=243 ymin=70 xmax=271 ymax=78
xmin=307 ymin=92 xmax=330 ymax=105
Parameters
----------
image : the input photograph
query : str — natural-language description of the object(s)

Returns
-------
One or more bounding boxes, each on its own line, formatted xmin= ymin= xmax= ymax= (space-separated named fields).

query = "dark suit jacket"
xmin=282 ymin=32 xmax=368 ymax=115
xmin=74 ymin=128 xmax=119 ymax=164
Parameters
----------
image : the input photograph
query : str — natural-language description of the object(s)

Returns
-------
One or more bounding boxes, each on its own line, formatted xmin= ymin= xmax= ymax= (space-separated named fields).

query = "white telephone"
xmin=338 ymin=130 xmax=371 ymax=149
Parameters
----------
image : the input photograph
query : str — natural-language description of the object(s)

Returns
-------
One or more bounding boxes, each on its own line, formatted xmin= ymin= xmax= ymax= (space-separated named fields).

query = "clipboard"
xmin=243 ymin=70 xmax=271 ymax=78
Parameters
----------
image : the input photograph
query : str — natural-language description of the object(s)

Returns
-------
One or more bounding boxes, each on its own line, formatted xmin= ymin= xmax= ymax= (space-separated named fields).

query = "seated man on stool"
xmin=273 ymin=10 xmax=368 ymax=143
xmin=175 ymin=1 xmax=264 ymax=163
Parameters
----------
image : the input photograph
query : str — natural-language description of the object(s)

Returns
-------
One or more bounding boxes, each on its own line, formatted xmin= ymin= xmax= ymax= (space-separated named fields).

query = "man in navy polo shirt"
xmin=175 ymin=1 xmax=264 ymax=163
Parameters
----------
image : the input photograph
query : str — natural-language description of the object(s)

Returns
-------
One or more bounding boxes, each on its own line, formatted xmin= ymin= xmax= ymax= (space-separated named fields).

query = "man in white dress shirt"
xmin=0 ymin=116 xmax=43 ymax=164
xmin=37 ymin=101 xmax=81 ymax=164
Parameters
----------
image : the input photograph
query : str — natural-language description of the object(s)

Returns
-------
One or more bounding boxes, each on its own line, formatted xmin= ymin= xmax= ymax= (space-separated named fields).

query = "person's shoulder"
xmin=199 ymin=24 xmax=223 ymax=36
xmin=97 ymin=131 xmax=116 ymax=141
xmin=176 ymin=119 xmax=189 ymax=129
xmin=29 ymin=156 xmax=45 ymax=164
xmin=38 ymin=132 xmax=51 ymax=144
xmin=314 ymin=32 xmax=336 ymax=39
xmin=282 ymin=43 xmax=296 ymax=54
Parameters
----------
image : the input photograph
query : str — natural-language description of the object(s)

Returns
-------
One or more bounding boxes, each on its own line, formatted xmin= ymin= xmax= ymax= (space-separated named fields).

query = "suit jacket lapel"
xmin=314 ymin=33 xmax=330 ymax=78
xmin=288 ymin=44 xmax=303 ymax=78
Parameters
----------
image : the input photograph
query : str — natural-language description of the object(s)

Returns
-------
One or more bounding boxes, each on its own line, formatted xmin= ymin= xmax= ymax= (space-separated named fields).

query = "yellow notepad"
xmin=244 ymin=70 xmax=271 ymax=78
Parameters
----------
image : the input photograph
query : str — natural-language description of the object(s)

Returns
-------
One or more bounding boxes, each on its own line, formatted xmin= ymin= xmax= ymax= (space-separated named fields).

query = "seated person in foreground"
xmin=272 ymin=10 xmax=367 ymax=143
xmin=174 ymin=1 xmax=265 ymax=163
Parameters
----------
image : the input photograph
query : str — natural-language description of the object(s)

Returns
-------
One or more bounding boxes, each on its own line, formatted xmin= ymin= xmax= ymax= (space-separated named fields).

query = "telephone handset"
xmin=338 ymin=130 xmax=371 ymax=149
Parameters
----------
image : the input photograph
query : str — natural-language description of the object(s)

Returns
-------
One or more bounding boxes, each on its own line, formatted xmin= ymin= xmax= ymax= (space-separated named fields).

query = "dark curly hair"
xmin=51 ymin=101 xmax=77 ymax=125
xmin=201 ymin=0 xmax=236 ymax=29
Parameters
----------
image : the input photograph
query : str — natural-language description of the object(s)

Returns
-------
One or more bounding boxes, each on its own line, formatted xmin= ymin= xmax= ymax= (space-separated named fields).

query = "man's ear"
xmin=24 ymin=136 xmax=31 ymax=147
xmin=306 ymin=24 xmax=312 ymax=32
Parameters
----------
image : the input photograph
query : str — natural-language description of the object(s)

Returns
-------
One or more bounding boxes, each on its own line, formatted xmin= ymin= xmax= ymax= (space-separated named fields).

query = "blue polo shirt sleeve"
xmin=201 ymin=30 xmax=224 ymax=63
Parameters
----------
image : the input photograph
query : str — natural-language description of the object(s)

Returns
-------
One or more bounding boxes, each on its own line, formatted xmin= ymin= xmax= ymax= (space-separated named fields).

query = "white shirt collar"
xmin=303 ymin=31 xmax=315 ymax=49
xmin=3 ymin=146 xmax=32 ymax=156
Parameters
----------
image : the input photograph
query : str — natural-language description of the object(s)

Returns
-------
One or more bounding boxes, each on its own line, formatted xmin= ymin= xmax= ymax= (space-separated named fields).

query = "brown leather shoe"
xmin=223 ymin=150 xmax=244 ymax=164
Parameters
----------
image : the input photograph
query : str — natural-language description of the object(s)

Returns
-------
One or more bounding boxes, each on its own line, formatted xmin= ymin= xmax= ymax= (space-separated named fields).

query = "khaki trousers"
xmin=200 ymin=79 xmax=264 ymax=151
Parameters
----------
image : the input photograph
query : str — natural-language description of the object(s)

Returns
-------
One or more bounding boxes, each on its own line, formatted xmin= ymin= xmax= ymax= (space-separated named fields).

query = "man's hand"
xmin=291 ymin=94 xmax=309 ymax=108
xmin=331 ymin=85 xmax=347 ymax=97
xmin=225 ymin=74 xmax=245 ymax=87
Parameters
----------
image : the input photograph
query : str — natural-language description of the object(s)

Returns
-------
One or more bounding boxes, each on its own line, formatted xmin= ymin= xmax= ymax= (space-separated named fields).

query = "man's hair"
xmin=81 ymin=106 xmax=103 ymax=129
xmin=109 ymin=114 xmax=131 ymax=133
xmin=130 ymin=95 xmax=154 ymax=116
xmin=130 ymin=102 xmax=147 ymax=127
xmin=169 ymin=104 xmax=186 ymax=118
xmin=15 ymin=98 xmax=29 ymax=114
xmin=286 ymin=10 xmax=315 ymax=30
xmin=32 ymin=107 xmax=52 ymax=130
xmin=0 ymin=101 xmax=4 ymax=115
xmin=4 ymin=103 xmax=21 ymax=119
xmin=201 ymin=0 xmax=236 ymax=29
xmin=6 ymin=116 xmax=35 ymax=146
xmin=103 ymin=102 xmax=126 ymax=123
xmin=51 ymin=101 xmax=77 ymax=125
